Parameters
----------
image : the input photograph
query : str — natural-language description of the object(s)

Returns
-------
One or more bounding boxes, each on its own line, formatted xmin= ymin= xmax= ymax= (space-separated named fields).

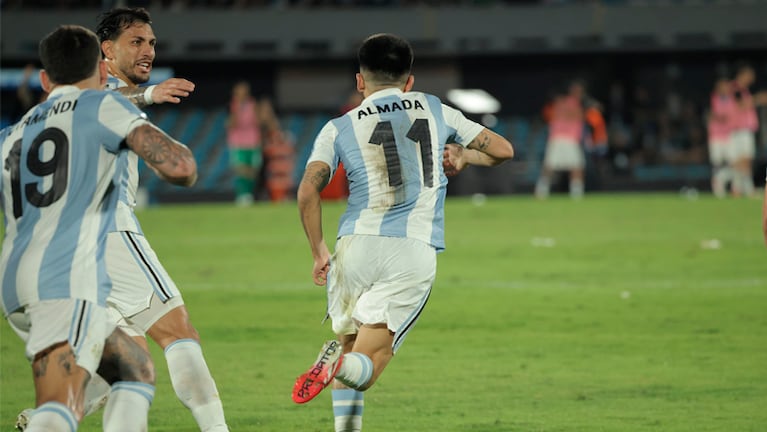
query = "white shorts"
xmin=327 ymin=235 xmax=436 ymax=353
xmin=729 ymin=130 xmax=755 ymax=160
xmin=7 ymin=299 xmax=115 ymax=377
xmin=105 ymin=231 xmax=183 ymax=335
xmin=544 ymin=138 xmax=585 ymax=170
xmin=708 ymin=139 xmax=734 ymax=166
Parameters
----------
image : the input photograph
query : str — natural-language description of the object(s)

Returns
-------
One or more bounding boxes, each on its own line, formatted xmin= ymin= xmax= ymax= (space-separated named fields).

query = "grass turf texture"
xmin=1 ymin=193 xmax=765 ymax=431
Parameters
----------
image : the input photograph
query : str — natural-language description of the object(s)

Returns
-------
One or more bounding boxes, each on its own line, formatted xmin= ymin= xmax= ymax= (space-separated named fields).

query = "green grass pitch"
xmin=1 ymin=193 xmax=765 ymax=431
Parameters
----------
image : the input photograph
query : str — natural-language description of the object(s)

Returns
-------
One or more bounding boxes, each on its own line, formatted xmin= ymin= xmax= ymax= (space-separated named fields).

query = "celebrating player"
xmin=292 ymin=33 xmax=513 ymax=432
xmin=95 ymin=8 xmax=230 ymax=431
xmin=2 ymin=24 xmax=196 ymax=431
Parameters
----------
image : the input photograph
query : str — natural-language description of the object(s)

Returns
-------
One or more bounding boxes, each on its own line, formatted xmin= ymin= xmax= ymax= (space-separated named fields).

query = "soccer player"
xmin=535 ymin=81 xmax=589 ymax=199
xmin=2 ymin=24 xmax=196 ymax=431
xmin=95 ymin=7 xmax=230 ymax=431
xmin=707 ymin=77 xmax=735 ymax=198
xmin=292 ymin=33 xmax=514 ymax=432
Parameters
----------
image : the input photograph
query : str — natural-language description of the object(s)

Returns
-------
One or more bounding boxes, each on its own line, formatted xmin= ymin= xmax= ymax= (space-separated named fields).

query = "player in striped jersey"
xmin=291 ymin=34 xmax=514 ymax=431
xmin=95 ymin=8 xmax=229 ymax=432
xmin=2 ymin=25 xmax=196 ymax=432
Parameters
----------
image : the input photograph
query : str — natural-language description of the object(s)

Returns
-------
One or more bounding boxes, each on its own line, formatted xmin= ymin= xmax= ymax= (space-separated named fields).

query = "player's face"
xmin=110 ymin=23 xmax=156 ymax=85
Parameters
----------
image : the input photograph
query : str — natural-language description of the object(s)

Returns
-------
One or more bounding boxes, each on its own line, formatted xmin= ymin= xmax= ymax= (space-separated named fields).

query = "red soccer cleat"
xmin=292 ymin=340 xmax=344 ymax=404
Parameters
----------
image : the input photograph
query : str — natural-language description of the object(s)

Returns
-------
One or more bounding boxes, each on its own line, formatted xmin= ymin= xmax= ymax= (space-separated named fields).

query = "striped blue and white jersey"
xmin=0 ymin=85 xmax=148 ymax=315
xmin=105 ymin=74 xmax=143 ymax=234
xmin=307 ymin=88 xmax=483 ymax=251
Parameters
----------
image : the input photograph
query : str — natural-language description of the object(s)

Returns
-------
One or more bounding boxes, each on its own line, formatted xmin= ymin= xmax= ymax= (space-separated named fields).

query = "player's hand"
xmin=443 ymin=143 xmax=468 ymax=176
xmin=150 ymin=78 xmax=195 ymax=104
xmin=312 ymin=243 xmax=331 ymax=286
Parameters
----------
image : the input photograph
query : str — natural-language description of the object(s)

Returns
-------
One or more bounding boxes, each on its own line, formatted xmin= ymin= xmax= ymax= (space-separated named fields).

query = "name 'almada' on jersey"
xmin=357 ymin=98 xmax=425 ymax=120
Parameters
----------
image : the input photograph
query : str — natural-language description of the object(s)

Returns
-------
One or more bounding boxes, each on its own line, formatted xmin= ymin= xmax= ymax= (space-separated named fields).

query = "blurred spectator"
xmin=260 ymin=98 xmax=296 ymax=202
xmin=535 ymin=80 xmax=605 ymax=199
xmin=707 ymin=77 xmax=736 ymax=197
xmin=226 ymin=80 xmax=262 ymax=206
xmin=729 ymin=64 xmax=763 ymax=197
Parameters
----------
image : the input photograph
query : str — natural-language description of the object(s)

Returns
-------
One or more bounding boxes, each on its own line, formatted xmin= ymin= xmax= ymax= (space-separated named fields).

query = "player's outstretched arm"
xmin=297 ymin=161 xmax=332 ymax=285
xmin=116 ymin=78 xmax=196 ymax=108
xmin=126 ymin=123 xmax=197 ymax=187
xmin=443 ymin=128 xmax=514 ymax=176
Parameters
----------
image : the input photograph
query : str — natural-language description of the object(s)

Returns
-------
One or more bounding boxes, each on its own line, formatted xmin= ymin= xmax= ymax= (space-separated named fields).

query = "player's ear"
xmin=98 ymin=60 xmax=108 ymax=88
xmin=403 ymin=75 xmax=414 ymax=92
xmin=101 ymin=40 xmax=113 ymax=60
xmin=356 ymin=73 xmax=365 ymax=93
xmin=39 ymin=70 xmax=53 ymax=93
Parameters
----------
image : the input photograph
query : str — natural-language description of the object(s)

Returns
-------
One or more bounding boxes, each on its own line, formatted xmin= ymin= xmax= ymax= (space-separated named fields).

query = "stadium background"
xmin=1 ymin=3 xmax=766 ymax=431
xmin=2 ymin=0 xmax=766 ymax=202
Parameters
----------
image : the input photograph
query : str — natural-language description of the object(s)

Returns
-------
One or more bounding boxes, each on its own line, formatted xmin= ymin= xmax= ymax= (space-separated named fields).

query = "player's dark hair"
xmin=39 ymin=25 xmax=101 ymax=85
xmin=96 ymin=7 xmax=152 ymax=44
xmin=358 ymin=33 xmax=413 ymax=84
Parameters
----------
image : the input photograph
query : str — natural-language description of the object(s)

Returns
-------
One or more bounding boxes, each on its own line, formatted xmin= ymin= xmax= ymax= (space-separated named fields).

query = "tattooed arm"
xmin=115 ymin=78 xmax=196 ymax=108
xmin=443 ymin=129 xmax=514 ymax=176
xmin=125 ymin=123 xmax=197 ymax=187
xmin=115 ymin=86 xmax=152 ymax=108
xmin=297 ymin=161 xmax=332 ymax=285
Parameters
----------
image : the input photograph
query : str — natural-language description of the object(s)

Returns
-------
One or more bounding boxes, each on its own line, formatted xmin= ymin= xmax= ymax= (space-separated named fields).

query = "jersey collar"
xmin=363 ymin=87 xmax=405 ymax=103
xmin=47 ymin=85 xmax=82 ymax=98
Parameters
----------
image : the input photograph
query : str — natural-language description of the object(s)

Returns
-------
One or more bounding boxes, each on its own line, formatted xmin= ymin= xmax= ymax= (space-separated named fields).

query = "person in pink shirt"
xmin=729 ymin=64 xmax=762 ymax=197
xmin=226 ymin=80 xmax=262 ymax=205
xmin=535 ymin=81 xmax=587 ymax=199
xmin=707 ymin=77 xmax=736 ymax=197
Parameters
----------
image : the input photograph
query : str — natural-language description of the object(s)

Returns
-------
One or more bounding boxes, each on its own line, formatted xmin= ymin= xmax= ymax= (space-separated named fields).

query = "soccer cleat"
xmin=15 ymin=408 xmax=33 ymax=431
xmin=292 ymin=340 xmax=344 ymax=404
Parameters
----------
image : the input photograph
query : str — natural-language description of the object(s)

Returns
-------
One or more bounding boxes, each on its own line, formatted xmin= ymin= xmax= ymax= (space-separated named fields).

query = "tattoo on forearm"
xmin=304 ymin=165 xmax=331 ymax=192
xmin=471 ymin=132 xmax=491 ymax=151
xmin=116 ymin=87 xmax=149 ymax=108
xmin=128 ymin=125 xmax=194 ymax=168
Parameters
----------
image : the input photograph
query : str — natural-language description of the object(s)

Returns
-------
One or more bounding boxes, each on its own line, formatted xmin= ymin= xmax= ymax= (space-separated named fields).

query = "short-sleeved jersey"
xmin=0 ymin=85 xmax=148 ymax=315
xmin=105 ymin=75 xmax=143 ymax=233
xmin=307 ymin=88 xmax=483 ymax=251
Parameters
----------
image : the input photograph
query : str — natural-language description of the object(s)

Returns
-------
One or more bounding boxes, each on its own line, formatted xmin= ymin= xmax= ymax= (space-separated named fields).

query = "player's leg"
xmin=231 ymin=148 xmax=256 ymax=205
xmin=569 ymin=168 xmax=584 ymax=199
xmin=97 ymin=327 xmax=156 ymax=432
xmin=28 ymin=342 xmax=88 ymax=432
xmin=332 ymin=334 xmax=365 ymax=432
xmin=21 ymin=300 xmax=115 ymax=431
xmin=107 ymin=231 xmax=229 ymax=431
xmin=294 ymin=236 xmax=434 ymax=407
xmin=145 ymin=305 xmax=229 ymax=432
xmin=565 ymin=142 xmax=585 ymax=199
xmin=535 ymin=142 xmax=555 ymax=199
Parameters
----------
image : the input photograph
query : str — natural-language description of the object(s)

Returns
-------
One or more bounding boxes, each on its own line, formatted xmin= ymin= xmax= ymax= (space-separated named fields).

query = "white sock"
xmin=26 ymin=402 xmax=77 ymax=432
xmin=83 ymin=373 xmax=111 ymax=416
xmin=332 ymin=389 xmax=364 ymax=432
xmin=535 ymin=177 xmax=550 ymax=198
xmin=570 ymin=179 xmax=584 ymax=199
xmin=165 ymin=339 xmax=229 ymax=432
xmin=335 ymin=352 xmax=373 ymax=390
xmin=102 ymin=381 xmax=155 ymax=432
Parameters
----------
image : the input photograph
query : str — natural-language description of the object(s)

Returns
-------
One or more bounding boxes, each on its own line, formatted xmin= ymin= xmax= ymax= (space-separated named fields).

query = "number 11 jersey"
xmin=307 ymin=88 xmax=483 ymax=251
xmin=0 ymin=86 xmax=148 ymax=315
